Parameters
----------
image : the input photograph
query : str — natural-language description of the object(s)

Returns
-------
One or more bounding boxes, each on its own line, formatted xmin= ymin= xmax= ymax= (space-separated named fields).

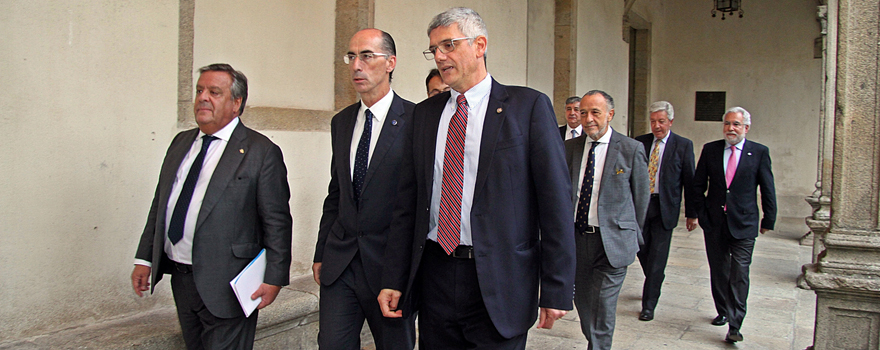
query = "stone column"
xmin=553 ymin=0 xmax=577 ymax=123
xmin=334 ymin=0 xmax=374 ymax=111
xmin=804 ymin=0 xmax=880 ymax=348
xmin=798 ymin=3 xmax=836 ymax=290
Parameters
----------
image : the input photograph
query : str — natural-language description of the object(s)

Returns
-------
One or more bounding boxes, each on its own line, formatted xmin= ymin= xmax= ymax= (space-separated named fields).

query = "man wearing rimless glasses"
xmin=313 ymin=28 xmax=415 ymax=350
xmin=378 ymin=7 xmax=576 ymax=350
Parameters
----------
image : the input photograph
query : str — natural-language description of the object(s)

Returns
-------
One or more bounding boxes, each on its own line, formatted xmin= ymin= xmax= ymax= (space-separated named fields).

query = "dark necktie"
xmin=168 ymin=135 xmax=217 ymax=244
xmin=575 ymin=141 xmax=598 ymax=233
xmin=353 ymin=109 xmax=373 ymax=203
xmin=437 ymin=94 xmax=469 ymax=254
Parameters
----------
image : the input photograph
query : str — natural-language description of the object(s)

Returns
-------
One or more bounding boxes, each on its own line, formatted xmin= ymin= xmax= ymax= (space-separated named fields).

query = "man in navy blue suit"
xmin=633 ymin=101 xmax=696 ymax=322
xmin=694 ymin=106 xmax=776 ymax=344
xmin=377 ymin=7 xmax=576 ymax=350
xmin=312 ymin=28 xmax=415 ymax=350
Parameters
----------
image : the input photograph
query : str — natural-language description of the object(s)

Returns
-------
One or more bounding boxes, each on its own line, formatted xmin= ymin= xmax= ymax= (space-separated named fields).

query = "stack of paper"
xmin=230 ymin=248 xmax=267 ymax=317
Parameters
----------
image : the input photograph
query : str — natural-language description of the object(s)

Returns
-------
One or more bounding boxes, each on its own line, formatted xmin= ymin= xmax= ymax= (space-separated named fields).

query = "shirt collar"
xmin=654 ymin=131 xmax=671 ymax=144
xmin=199 ymin=117 xmax=239 ymax=142
xmin=728 ymin=138 xmax=746 ymax=150
xmin=359 ymin=88 xmax=395 ymax=123
xmin=451 ymin=73 xmax=492 ymax=106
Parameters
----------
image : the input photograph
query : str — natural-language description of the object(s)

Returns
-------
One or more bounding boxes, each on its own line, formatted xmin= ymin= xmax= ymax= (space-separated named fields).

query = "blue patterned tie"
xmin=353 ymin=109 xmax=373 ymax=203
xmin=575 ymin=141 xmax=598 ymax=233
xmin=168 ymin=135 xmax=217 ymax=244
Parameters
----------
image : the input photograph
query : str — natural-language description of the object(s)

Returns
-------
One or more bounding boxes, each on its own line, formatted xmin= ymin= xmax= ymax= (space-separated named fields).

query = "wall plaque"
xmin=695 ymin=91 xmax=726 ymax=121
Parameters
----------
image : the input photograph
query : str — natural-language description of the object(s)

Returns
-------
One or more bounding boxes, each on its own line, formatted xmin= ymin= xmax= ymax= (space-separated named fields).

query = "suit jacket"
xmin=565 ymin=130 xmax=650 ymax=268
xmin=559 ymin=125 xmax=567 ymax=139
xmin=635 ymin=132 xmax=696 ymax=230
xmin=313 ymin=93 xmax=414 ymax=294
xmin=135 ymin=121 xmax=292 ymax=319
xmin=693 ymin=139 xmax=776 ymax=239
xmin=382 ymin=79 xmax=576 ymax=338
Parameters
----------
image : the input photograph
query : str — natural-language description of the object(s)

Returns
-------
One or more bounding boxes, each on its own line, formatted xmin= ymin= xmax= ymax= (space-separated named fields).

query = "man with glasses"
xmin=693 ymin=107 xmax=776 ymax=344
xmin=313 ymin=28 xmax=415 ymax=350
xmin=378 ymin=8 xmax=575 ymax=349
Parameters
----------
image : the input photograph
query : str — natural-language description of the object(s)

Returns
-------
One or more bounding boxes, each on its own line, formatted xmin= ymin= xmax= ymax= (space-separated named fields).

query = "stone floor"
xmin=525 ymin=217 xmax=816 ymax=350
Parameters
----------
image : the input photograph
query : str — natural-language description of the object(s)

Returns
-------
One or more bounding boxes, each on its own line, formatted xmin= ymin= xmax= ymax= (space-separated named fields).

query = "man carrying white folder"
xmin=130 ymin=64 xmax=293 ymax=350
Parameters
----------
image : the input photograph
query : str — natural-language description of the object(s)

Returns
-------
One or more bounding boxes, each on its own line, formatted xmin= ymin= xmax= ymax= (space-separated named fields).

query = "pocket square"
xmin=616 ymin=169 xmax=625 ymax=174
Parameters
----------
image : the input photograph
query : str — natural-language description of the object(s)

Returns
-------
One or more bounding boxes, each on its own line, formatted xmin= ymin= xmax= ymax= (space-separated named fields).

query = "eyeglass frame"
xmin=422 ymin=37 xmax=475 ymax=60
xmin=343 ymin=52 xmax=390 ymax=65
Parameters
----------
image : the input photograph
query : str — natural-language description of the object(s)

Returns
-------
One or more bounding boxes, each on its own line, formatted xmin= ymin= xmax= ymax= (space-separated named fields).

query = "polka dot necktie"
xmin=575 ymin=141 xmax=598 ymax=233
xmin=168 ymin=135 xmax=217 ymax=244
xmin=437 ymin=94 xmax=469 ymax=254
xmin=352 ymin=109 xmax=373 ymax=203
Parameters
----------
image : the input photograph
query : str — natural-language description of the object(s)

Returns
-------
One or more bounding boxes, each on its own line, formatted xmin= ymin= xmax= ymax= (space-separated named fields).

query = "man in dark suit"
xmin=131 ymin=64 xmax=292 ymax=350
xmin=694 ymin=106 xmax=776 ymax=344
xmin=312 ymin=28 xmax=415 ymax=350
xmin=565 ymin=90 xmax=649 ymax=350
xmin=559 ymin=96 xmax=583 ymax=140
xmin=377 ymin=7 xmax=576 ymax=349
xmin=633 ymin=101 xmax=697 ymax=322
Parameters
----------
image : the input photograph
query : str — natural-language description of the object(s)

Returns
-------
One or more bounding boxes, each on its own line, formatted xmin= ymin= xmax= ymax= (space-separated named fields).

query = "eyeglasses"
xmin=343 ymin=52 xmax=389 ymax=64
xmin=723 ymin=121 xmax=745 ymax=128
xmin=423 ymin=37 xmax=474 ymax=60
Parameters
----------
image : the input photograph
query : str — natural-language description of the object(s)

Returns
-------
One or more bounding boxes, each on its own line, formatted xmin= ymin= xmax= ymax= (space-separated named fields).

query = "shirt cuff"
xmin=134 ymin=259 xmax=152 ymax=268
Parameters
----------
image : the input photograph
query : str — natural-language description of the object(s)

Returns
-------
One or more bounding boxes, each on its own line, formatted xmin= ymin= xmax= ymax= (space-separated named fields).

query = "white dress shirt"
xmin=574 ymin=127 xmax=614 ymax=226
xmin=350 ymin=89 xmax=394 ymax=177
xmin=135 ymin=117 xmax=238 ymax=267
xmin=564 ymin=125 xmax=583 ymax=140
xmin=427 ymin=74 xmax=493 ymax=246
xmin=723 ymin=138 xmax=745 ymax=174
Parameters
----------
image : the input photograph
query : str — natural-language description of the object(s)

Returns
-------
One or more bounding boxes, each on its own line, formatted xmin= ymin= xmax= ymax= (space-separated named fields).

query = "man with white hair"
xmin=633 ymin=101 xmax=697 ymax=322
xmin=693 ymin=106 xmax=776 ymax=344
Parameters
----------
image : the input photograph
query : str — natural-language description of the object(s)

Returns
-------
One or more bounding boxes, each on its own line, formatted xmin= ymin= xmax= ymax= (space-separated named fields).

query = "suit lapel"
xmin=473 ymin=79 xmax=507 ymax=200
xmin=569 ymin=136 xmax=586 ymax=198
xmin=196 ymin=122 xmax=247 ymax=231
xmin=599 ymin=131 xmax=622 ymax=197
xmin=157 ymin=129 xmax=200 ymax=235
xmin=732 ymin=139 xmax=753 ymax=185
xmin=423 ymin=95 xmax=444 ymax=192
xmin=362 ymin=94 xmax=405 ymax=192
xmin=339 ymin=103 xmax=359 ymax=202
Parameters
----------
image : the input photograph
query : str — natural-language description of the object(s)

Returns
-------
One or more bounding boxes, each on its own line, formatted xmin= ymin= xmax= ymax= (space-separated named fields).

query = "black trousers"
xmin=417 ymin=240 xmax=527 ymax=350
xmin=170 ymin=264 xmax=258 ymax=350
xmin=637 ymin=196 xmax=674 ymax=312
xmin=318 ymin=253 xmax=415 ymax=350
xmin=703 ymin=215 xmax=755 ymax=332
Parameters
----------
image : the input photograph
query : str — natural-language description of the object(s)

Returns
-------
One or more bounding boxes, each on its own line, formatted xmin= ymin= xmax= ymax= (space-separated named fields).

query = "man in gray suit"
xmin=565 ymin=90 xmax=649 ymax=350
xmin=131 ymin=64 xmax=292 ymax=350
xmin=312 ymin=28 xmax=415 ymax=349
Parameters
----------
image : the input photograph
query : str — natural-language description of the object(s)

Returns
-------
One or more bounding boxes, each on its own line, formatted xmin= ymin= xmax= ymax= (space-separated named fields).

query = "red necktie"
xmin=437 ymin=94 xmax=468 ymax=254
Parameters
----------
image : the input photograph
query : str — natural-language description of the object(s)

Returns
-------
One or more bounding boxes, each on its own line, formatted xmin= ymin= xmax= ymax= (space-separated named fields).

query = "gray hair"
xmin=725 ymin=106 xmax=751 ymax=125
xmin=649 ymin=101 xmax=675 ymax=120
xmin=584 ymin=90 xmax=614 ymax=110
xmin=428 ymin=7 xmax=488 ymax=40
xmin=565 ymin=96 xmax=582 ymax=105
xmin=198 ymin=63 xmax=248 ymax=116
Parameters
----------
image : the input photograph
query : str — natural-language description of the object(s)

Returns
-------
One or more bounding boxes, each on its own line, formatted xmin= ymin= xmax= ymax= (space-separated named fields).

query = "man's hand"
xmin=312 ymin=262 xmax=322 ymax=285
xmin=377 ymin=289 xmax=403 ymax=318
xmin=131 ymin=265 xmax=151 ymax=297
xmin=251 ymin=283 xmax=282 ymax=310
xmin=686 ymin=218 xmax=698 ymax=231
xmin=760 ymin=228 xmax=771 ymax=234
xmin=537 ymin=308 xmax=567 ymax=329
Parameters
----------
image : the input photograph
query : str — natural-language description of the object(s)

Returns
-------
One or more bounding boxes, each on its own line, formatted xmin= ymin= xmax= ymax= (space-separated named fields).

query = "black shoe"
xmin=638 ymin=309 xmax=654 ymax=321
xmin=725 ymin=329 xmax=743 ymax=343
xmin=711 ymin=315 xmax=728 ymax=326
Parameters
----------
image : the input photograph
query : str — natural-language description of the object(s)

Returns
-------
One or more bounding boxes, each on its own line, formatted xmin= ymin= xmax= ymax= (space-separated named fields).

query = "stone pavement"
xmin=525 ymin=217 xmax=816 ymax=350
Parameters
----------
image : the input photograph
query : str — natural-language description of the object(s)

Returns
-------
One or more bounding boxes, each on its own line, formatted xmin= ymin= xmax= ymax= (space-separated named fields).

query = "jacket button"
xmin=358 ymin=232 xmax=364 ymax=237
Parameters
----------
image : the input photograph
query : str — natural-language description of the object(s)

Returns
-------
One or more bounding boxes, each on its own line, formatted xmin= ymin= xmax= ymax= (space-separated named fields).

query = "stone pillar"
xmin=804 ymin=0 xmax=880 ymax=349
xmin=334 ymin=0 xmax=374 ymax=111
xmin=798 ymin=2 xmax=836 ymax=290
xmin=553 ymin=0 xmax=577 ymax=123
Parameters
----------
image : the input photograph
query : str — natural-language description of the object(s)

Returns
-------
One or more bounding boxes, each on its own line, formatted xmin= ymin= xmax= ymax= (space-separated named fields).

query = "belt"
xmin=451 ymin=245 xmax=475 ymax=259
xmin=172 ymin=261 xmax=193 ymax=274
xmin=579 ymin=225 xmax=600 ymax=235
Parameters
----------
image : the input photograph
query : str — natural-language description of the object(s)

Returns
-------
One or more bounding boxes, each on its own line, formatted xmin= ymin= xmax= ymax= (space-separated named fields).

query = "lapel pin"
xmin=496 ymin=107 xmax=503 ymax=114
xmin=240 ymin=149 xmax=245 ymax=154
xmin=392 ymin=119 xmax=398 ymax=126
xmin=747 ymin=152 xmax=752 ymax=156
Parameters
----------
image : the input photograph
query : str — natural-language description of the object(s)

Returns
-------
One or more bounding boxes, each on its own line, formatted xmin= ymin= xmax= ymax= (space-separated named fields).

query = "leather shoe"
xmin=725 ymin=329 xmax=743 ymax=343
xmin=711 ymin=315 xmax=728 ymax=326
xmin=638 ymin=309 xmax=654 ymax=321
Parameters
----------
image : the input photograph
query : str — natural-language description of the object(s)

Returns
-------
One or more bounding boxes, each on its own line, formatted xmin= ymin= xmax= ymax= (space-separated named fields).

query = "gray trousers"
xmin=574 ymin=231 xmax=628 ymax=350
